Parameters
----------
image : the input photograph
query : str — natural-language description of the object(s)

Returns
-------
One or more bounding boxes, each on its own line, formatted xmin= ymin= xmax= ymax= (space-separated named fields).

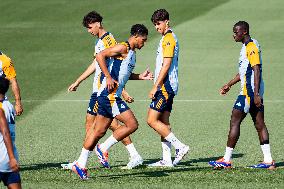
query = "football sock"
xmin=100 ymin=135 xmax=118 ymax=152
xmin=77 ymin=148 xmax=90 ymax=168
xmin=125 ymin=143 xmax=139 ymax=158
xmin=261 ymin=144 xmax=273 ymax=163
xmin=165 ymin=132 xmax=184 ymax=149
xmin=161 ymin=141 xmax=172 ymax=162
xmin=223 ymin=146 xmax=233 ymax=162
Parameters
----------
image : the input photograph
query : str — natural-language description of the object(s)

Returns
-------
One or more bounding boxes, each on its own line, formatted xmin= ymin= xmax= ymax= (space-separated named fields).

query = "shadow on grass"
xmin=275 ymin=161 xmax=284 ymax=168
xmin=97 ymin=166 xmax=214 ymax=179
xmin=20 ymin=154 xmax=245 ymax=172
xmin=21 ymin=162 xmax=65 ymax=171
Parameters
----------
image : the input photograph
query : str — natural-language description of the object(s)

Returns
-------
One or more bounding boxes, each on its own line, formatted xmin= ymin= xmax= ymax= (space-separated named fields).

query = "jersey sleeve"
xmin=246 ymin=43 xmax=260 ymax=67
xmin=1 ymin=55 xmax=16 ymax=79
xmin=162 ymin=34 xmax=176 ymax=58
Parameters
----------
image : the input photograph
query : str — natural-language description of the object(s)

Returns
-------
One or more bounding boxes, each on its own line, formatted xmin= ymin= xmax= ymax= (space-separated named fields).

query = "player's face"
xmin=153 ymin=20 xmax=168 ymax=35
xmin=233 ymin=26 xmax=246 ymax=42
xmin=87 ymin=22 xmax=100 ymax=36
xmin=136 ymin=35 xmax=147 ymax=49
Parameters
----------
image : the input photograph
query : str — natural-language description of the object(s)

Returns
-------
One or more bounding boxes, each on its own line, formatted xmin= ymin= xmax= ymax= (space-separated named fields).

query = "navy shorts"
xmin=233 ymin=95 xmax=264 ymax=113
xmin=149 ymin=90 xmax=175 ymax=113
xmin=0 ymin=171 xmax=21 ymax=186
xmin=87 ymin=92 xmax=98 ymax=115
xmin=97 ymin=96 xmax=129 ymax=118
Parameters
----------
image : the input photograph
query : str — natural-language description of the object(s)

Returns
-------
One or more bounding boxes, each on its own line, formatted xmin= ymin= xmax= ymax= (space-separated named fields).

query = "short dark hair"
xmin=234 ymin=21 xmax=249 ymax=34
xmin=151 ymin=9 xmax=169 ymax=23
xmin=0 ymin=77 xmax=10 ymax=95
xmin=130 ymin=24 xmax=148 ymax=36
xmin=82 ymin=11 xmax=103 ymax=28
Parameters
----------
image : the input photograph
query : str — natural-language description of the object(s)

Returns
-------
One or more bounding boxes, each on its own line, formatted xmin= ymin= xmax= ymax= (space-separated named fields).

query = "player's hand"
xmin=9 ymin=158 xmax=20 ymax=172
xmin=106 ymin=77 xmax=117 ymax=92
xmin=122 ymin=91 xmax=134 ymax=103
xmin=254 ymin=94 xmax=262 ymax=108
xmin=68 ymin=82 xmax=80 ymax=92
xmin=149 ymin=86 xmax=158 ymax=99
xmin=139 ymin=67 xmax=154 ymax=80
xmin=220 ymin=84 xmax=231 ymax=96
xmin=15 ymin=102 xmax=23 ymax=116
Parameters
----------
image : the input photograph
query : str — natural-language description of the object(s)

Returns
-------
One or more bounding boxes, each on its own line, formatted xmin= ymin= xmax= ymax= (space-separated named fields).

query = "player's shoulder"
xmin=162 ymin=30 xmax=177 ymax=45
xmin=0 ymin=52 xmax=12 ymax=66
xmin=246 ymin=38 xmax=260 ymax=53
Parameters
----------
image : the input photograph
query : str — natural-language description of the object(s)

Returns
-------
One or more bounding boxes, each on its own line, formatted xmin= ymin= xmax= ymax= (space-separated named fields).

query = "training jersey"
xmin=0 ymin=100 xmax=18 ymax=172
xmin=154 ymin=29 xmax=179 ymax=96
xmin=238 ymin=38 xmax=264 ymax=99
xmin=98 ymin=41 xmax=136 ymax=98
xmin=0 ymin=51 xmax=16 ymax=80
xmin=92 ymin=32 xmax=117 ymax=93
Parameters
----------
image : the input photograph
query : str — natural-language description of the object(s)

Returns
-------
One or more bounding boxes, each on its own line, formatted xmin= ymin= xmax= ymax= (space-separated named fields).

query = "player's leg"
xmin=85 ymin=113 xmax=96 ymax=134
xmin=209 ymin=95 xmax=247 ymax=169
xmin=112 ymin=109 xmax=138 ymax=141
xmin=7 ymin=183 xmax=22 ymax=189
xmin=248 ymin=105 xmax=275 ymax=169
xmin=71 ymin=115 xmax=112 ymax=179
xmin=100 ymin=119 xmax=143 ymax=168
xmin=147 ymin=108 xmax=189 ymax=166
xmin=61 ymin=94 xmax=98 ymax=170
xmin=148 ymin=111 xmax=173 ymax=167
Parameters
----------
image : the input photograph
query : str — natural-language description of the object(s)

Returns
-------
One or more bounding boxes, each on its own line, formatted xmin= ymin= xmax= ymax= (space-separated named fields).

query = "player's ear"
xmin=166 ymin=20 xmax=169 ymax=26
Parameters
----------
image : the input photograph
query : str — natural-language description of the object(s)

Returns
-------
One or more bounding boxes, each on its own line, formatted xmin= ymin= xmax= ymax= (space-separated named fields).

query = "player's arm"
xmin=248 ymin=44 xmax=262 ymax=107
xmin=252 ymin=65 xmax=261 ymax=107
xmin=96 ymin=44 xmax=128 ymax=91
xmin=220 ymin=73 xmax=240 ymax=96
xmin=0 ymin=109 xmax=19 ymax=172
xmin=10 ymin=77 xmax=23 ymax=116
xmin=68 ymin=59 xmax=96 ymax=92
xmin=129 ymin=67 xmax=153 ymax=80
xmin=149 ymin=57 xmax=172 ymax=99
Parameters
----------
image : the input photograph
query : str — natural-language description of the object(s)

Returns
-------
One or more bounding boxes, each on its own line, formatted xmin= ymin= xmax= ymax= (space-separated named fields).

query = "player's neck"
xmin=242 ymin=35 xmax=251 ymax=44
xmin=163 ymin=27 xmax=171 ymax=35
xmin=98 ymin=28 xmax=107 ymax=38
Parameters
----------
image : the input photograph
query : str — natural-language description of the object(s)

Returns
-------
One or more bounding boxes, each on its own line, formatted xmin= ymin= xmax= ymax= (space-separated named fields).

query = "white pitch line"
xmin=20 ymin=99 xmax=284 ymax=103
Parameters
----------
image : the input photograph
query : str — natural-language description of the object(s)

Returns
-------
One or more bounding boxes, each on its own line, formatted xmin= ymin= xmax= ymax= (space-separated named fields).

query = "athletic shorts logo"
xmin=236 ymin=102 xmax=241 ymax=107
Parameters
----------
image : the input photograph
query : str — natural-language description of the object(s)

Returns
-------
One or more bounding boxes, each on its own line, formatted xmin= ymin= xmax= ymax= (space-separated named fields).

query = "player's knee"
xmin=147 ymin=117 xmax=155 ymax=127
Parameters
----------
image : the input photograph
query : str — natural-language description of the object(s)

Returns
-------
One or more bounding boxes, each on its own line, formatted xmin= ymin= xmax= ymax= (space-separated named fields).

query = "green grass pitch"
xmin=1 ymin=0 xmax=284 ymax=188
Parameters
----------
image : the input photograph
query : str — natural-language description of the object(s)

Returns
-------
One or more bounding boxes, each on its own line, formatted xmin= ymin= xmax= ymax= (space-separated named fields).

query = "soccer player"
xmin=0 ymin=52 xmax=23 ymax=116
xmin=64 ymin=11 xmax=149 ymax=170
xmin=147 ymin=9 xmax=189 ymax=167
xmin=71 ymin=24 xmax=149 ymax=179
xmin=0 ymin=77 xmax=21 ymax=189
xmin=209 ymin=21 xmax=275 ymax=169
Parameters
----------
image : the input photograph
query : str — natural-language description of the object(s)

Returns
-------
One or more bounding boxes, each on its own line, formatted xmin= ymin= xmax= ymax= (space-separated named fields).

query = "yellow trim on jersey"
xmin=0 ymin=54 xmax=16 ymax=79
xmin=108 ymin=86 xmax=118 ymax=107
xmin=0 ymin=102 xmax=2 ymax=110
xmin=162 ymin=33 xmax=176 ymax=58
xmin=97 ymin=73 xmax=102 ymax=90
xmin=246 ymin=42 xmax=260 ymax=67
xmin=243 ymin=77 xmax=250 ymax=105
xmin=161 ymin=85 xmax=169 ymax=101
xmin=102 ymin=35 xmax=116 ymax=49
